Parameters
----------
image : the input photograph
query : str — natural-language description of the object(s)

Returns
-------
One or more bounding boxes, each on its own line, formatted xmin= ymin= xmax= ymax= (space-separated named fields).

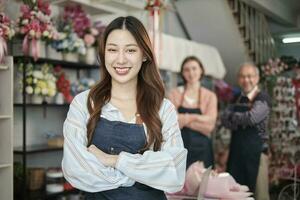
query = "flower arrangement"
xmin=51 ymin=24 xmax=86 ymax=55
xmin=63 ymin=4 xmax=105 ymax=47
xmin=16 ymin=0 xmax=58 ymax=60
xmin=70 ymin=77 xmax=95 ymax=96
xmin=21 ymin=63 xmax=57 ymax=99
xmin=0 ymin=12 xmax=15 ymax=63
xmin=53 ymin=65 xmax=73 ymax=103
xmin=63 ymin=4 xmax=91 ymax=38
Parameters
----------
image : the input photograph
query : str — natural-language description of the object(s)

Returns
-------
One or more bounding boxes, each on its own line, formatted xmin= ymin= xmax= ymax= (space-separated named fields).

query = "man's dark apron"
xmin=178 ymin=88 xmax=214 ymax=168
xmin=85 ymin=117 xmax=167 ymax=200
xmin=226 ymin=95 xmax=262 ymax=193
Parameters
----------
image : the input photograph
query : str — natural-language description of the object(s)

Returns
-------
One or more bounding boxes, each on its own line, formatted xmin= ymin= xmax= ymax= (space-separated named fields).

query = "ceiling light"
xmin=282 ymin=37 xmax=300 ymax=43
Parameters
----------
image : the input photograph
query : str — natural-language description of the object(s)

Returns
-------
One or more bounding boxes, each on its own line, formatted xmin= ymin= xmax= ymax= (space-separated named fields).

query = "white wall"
xmin=172 ymin=0 xmax=248 ymax=84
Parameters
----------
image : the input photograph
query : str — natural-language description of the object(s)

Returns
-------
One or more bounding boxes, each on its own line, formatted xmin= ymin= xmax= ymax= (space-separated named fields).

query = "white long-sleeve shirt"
xmin=62 ymin=90 xmax=187 ymax=193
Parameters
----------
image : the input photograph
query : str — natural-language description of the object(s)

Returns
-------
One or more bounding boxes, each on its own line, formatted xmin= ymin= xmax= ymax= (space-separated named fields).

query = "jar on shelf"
xmin=46 ymin=168 xmax=64 ymax=194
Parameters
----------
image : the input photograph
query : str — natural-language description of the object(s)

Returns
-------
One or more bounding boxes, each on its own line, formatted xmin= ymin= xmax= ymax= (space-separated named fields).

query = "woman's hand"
xmin=88 ymin=145 xmax=119 ymax=167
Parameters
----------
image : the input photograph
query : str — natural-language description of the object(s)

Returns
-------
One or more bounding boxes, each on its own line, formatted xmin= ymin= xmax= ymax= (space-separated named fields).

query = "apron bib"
xmin=178 ymin=87 xmax=214 ymax=168
xmin=227 ymin=95 xmax=262 ymax=193
xmin=85 ymin=117 xmax=167 ymax=200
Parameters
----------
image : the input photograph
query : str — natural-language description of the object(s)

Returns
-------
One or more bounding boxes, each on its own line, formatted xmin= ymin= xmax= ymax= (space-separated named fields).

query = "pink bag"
xmin=184 ymin=161 xmax=206 ymax=196
xmin=168 ymin=161 xmax=206 ymax=196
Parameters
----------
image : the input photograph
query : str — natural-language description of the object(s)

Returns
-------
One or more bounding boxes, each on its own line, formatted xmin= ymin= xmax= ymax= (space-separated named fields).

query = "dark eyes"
xmin=107 ymin=48 xmax=117 ymax=52
xmin=126 ymin=49 xmax=137 ymax=53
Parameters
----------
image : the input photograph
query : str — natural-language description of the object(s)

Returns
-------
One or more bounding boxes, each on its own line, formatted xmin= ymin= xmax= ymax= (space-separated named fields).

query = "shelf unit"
xmin=14 ymin=103 xmax=70 ymax=107
xmin=14 ymin=56 xmax=98 ymax=200
xmin=0 ymin=56 xmax=13 ymax=200
xmin=14 ymin=144 xmax=63 ymax=155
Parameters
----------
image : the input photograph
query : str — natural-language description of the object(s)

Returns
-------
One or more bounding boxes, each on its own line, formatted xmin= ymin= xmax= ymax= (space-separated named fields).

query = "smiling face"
xmin=238 ymin=64 xmax=259 ymax=94
xmin=104 ymin=29 xmax=144 ymax=85
xmin=182 ymin=60 xmax=203 ymax=85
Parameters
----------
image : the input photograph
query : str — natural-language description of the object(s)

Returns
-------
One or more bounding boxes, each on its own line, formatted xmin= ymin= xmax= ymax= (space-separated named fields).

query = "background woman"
xmin=168 ymin=56 xmax=217 ymax=168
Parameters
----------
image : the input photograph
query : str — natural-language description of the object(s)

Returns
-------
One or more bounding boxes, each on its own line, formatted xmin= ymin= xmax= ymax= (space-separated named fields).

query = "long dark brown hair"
xmin=87 ymin=16 xmax=165 ymax=151
xmin=180 ymin=56 xmax=205 ymax=84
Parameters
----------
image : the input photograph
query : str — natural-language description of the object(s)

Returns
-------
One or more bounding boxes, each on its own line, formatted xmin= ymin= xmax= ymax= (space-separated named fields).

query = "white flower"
xmin=41 ymin=88 xmax=48 ymax=95
xmin=34 ymin=87 xmax=41 ymax=95
xmin=48 ymin=89 xmax=56 ymax=97
xmin=47 ymin=81 xmax=56 ymax=89
xmin=22 ymin=19 xmax=29 ymax=25
xmin=33 ymin=71 xmax=43 ymax=79
xmin=29 ymin=30 xmax=35 ymax=37
xmin=42 ymin=31 xmax=49 ymax=37
xmin=25 ymin=86 xmax=33 ymax=94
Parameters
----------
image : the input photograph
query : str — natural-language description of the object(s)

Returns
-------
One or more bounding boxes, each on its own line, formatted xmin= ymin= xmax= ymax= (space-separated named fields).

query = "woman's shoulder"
xmin=159 ymin=98 xmax=176 ymax=117
xmin=200 ymin=87 xmax=217 ymax=99
xmin=72 ymin=89 xmax=90 ymax=106
xmin=169 ymin=86 xmax=184 ymax=95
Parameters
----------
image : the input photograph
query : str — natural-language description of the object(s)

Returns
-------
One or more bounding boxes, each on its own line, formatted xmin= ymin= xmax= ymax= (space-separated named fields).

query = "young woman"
xmin=168 ymin=56 xmax=217 ymax=168
xmin=62 ymin=16 xmax=187 ymax=200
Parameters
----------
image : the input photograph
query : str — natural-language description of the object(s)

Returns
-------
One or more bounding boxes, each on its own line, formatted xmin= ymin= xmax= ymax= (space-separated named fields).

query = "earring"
xmin=142 ymin=58 xmax=147 ymax=62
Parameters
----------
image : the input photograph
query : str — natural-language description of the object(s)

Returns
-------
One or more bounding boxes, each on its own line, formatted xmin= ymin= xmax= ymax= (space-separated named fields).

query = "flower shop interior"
xmin=1 ymin=0 xmax=300 ymax=200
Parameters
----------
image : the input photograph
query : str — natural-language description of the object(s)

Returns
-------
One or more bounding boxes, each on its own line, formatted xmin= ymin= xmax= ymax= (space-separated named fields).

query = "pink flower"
xmin=84 ymin=34 xmax=95 ymax=46
xmin=37 ymin=0 xmax=51 ymax=16
xmin=20 ymin=5 xmax=30 ymax=15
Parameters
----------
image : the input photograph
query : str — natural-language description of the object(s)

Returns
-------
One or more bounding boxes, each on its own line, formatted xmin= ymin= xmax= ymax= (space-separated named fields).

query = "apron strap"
xmin=135 ymin=113 xmax=143 ymax=125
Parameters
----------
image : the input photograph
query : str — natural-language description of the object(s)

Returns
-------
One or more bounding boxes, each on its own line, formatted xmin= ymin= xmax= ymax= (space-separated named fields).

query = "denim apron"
xmin=85 ymin=117 xmax=167 ymax=200
xmin=178 ymin=88 xmax=214 ymax=168
xmin=226 ymin=95 xmax=262 ymax=193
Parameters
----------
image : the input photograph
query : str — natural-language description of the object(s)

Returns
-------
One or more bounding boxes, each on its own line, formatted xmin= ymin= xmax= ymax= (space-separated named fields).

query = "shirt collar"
xmin=102 ymin=102 xmax=119 ymax=112
xmin=242 ymin=85 xmax=259 ymax=101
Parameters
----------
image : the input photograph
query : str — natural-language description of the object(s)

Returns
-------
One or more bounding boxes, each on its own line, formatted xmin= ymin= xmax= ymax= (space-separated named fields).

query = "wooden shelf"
xmin=0 ymin=65 xmax=9 ymax=70
xmin=0 ymin=164 xmax=11 ymax=169
xmin=0 ymin=115 xmax=11 ymax=119
xmin=14 ymin=103 xmax=70 ymax=107
xmin=0 ymin=56 xmax=13 ymax=200
xmin=13 ymin=56 xmax=99 ymax=70
xmin=14 ymin=144 xmax=63 ymax=155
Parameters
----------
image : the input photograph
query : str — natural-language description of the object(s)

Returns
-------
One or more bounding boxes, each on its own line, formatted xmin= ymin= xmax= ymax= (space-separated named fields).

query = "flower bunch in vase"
xmin=50 ymin=4 xmax=91 ymax=62
xmin=80 ymin=21 xmax=106 ymax=64
xmin=0 ymin=13 xmax=15 ymax=63
xmin=15 ymin=0 xmax=58 ymax=60
xmin=62 ymin=4 xmax=107 ymax=64
xmin=70 ymin=77 xmax=95 ymax=96
xmin=53 ymin=65 xmax=72 ymax=103
xmin=51 ymin=24 xmax=86 ymax=62
xmin=20 ymin=62 xmax=57 ymax=103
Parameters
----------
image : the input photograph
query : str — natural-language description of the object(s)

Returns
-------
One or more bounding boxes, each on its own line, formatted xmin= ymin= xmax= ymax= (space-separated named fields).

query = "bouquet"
xmin=0 ymin=13 xmax=15 ymax=63
xmin=53 ymin=65 xmax=73 ymax=103
xmin=21 ymin=63 xmax=57 ymax=99
xmin=51 ymin=24 xmax=86 ymax=55
xmin=16 ymin=0 xmax=58 ymax=60
xmin=70 ymin=77 xmax=95 ymax=96
xmin=63 ymin=4 xmax=105 ymax=48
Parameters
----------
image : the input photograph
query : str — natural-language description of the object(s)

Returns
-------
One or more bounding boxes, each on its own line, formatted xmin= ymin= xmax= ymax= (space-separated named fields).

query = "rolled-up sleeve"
xmin=62 ymin=91 xmax=134 ymax=192
xmin=231 ymin=100 xmax=270 ymax=126
xmin=115 ymin=99 xmax=188 ymax=193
